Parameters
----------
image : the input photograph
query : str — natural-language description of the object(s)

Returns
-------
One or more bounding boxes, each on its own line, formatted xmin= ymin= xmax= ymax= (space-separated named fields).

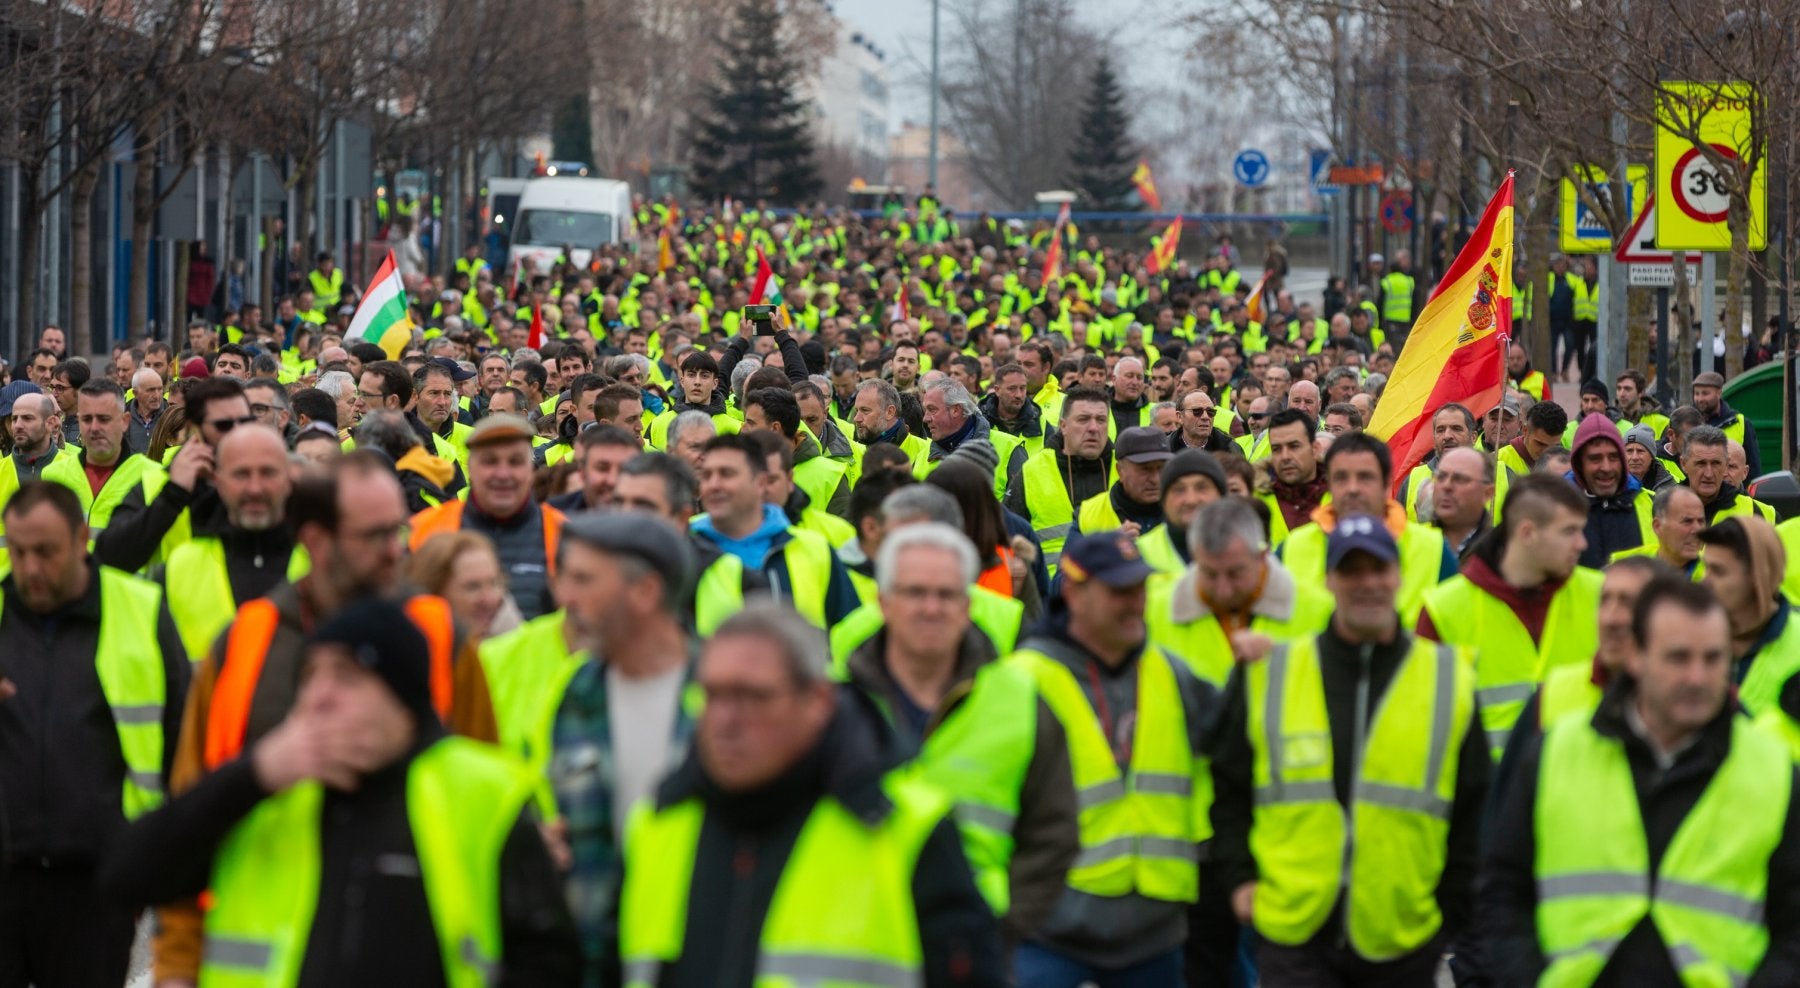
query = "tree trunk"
xmin=17 ymin=194 xmax=41 ymax=342
xmin=1526 ymin=191 xmax=1554 ymax=385
xmin=1670 ymin=252 xmax=1694 ymax=400
xmin=129 ymin=152 xmax=155 ymax=339
xmin=68 ymin=158 xmax=99 ymax=354
xmin=1627 ymin=281 xmax=1652 ymax=374
xmin=1725 ymin=195 xmax=1748 ymax=378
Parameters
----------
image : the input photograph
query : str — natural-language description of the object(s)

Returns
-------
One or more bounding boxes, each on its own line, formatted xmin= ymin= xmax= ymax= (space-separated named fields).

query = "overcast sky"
xmin=830 ymin=0 xmax=1190 ymax=132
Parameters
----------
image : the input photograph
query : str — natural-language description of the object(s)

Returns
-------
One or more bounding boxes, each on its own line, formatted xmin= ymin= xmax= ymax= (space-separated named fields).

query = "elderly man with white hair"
xmin=125 ymin=368 xmax=166 ymax=455
xmin=1109 ymin=355 xmax=1152 ymax=435
xmin=922 ymin=377 xmax=1021 ymax=493
xmin=839 ymin=521 xmax=1080 ymax=938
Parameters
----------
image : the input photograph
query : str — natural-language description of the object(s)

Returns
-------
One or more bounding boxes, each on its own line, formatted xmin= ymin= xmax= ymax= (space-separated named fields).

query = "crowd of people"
xmin=2 ymin=197 xmax=1800 ymax=987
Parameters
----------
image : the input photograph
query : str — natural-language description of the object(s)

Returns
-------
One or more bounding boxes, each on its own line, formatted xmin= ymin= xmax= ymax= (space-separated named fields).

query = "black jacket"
xmin=101 ymin=733 xmax=582 ymax=988
xmin=978 ymin=393 xmax=1045 ymax=445
xmin=603 ymin=686 xmax=1006 ymax=988
xmin=95 ymin=475 xmax=227 ymax=573
xmin=1004 ymin=436 xmax=1112 ymax=522
xmin=0 ymin=563 xmax=188 ymax=867
xmin=1479 ymin=676 xmax=1800 ymax=987
xmin=1209 ymin=626 xmax=1490 ymax=949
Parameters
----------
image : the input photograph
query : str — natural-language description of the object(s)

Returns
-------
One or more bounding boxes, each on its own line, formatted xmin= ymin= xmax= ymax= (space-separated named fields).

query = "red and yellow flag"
xmin=1147 ymin=215 xmax=1182 ymax=274
xmin=657 ymin=230 xmax=675 ymax=273
xmin=1133 ymin=160 xmax=1162 ymax=212
xmin=1041 ymin=202 xmax=1072 ymax=283
xmin=1243 ymin=269 xmax=1272 ymax=324
xmin=1368 ymin=171 xmax=1515 ymax=494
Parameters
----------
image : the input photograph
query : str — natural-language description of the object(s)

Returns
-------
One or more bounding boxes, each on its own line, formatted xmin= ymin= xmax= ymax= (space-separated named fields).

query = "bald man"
xmin=159 ymin=425 xmax=302 ymax=660
xmin=1287 ymin=379 xmax=1322 ymax=422
xmin=1728 ymin=439 xmax=1750 ymax=489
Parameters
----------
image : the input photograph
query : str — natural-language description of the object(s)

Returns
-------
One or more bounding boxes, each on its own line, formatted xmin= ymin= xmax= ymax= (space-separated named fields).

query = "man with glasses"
xmin=51 ymin=359 xmax=89 ymax=445
xmin=241 ymin=377 xmax=292 ymax=441
xmin=95 ymin=377 xmax=254 ymax=573
xmin=1235 ymin=395 xmax=1274 ymax=460
xmin=613 ymin=603 xmax=1004 ymax=986
xmin=146 ymin=452 xmax=500 ymax=984
xmin=1170 ymin=388 xmax=1234 ymax=453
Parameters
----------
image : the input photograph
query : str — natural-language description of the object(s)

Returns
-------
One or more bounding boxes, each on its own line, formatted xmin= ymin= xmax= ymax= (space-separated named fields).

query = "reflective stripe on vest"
xmin=1245 ymin=635 xmax=1475 ymax=960
xmin=1535 ymin=715 xmax=1789 ymax=987
xmin=202 ymin=737 xmax=531 ymax=988
xmin=1020 ymin=450 xmax=1075 ymax=573
xmin=0 ymin=568 xmax=169 ymax=818
xmin=1010 ymin=644 xmax=1204 ymax=903
xmin=1422 ymin=566 xmax=1603 ymax=757
xmin=1538 ymin=662 xmax=1603 ymax=729
xmin=907 ymin=661 xmax=1038 ymax=915
xmin=206 ymin=595 xmax=456 ymax=770
xmin=620 ymin=772 xmax=945 ymax=987
xmin=164 ymin=539 xmax=309 ymax=662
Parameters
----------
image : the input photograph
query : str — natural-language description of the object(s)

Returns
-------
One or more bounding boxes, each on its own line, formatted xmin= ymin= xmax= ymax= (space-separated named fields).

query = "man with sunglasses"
xmin=95 ymin=377 xmax=254 ymax=573
xmin=1234 ymin=395 xmax=1274 ymax=460
xmin=1169 ymin=388 xmax=1234 ymax=454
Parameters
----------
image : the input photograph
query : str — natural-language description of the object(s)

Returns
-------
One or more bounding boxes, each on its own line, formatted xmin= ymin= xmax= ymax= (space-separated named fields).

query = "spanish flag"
xmin=1368 ymin=171 xmax=1515 ymax=495
xmin=1147 ymin=215 xmax=1182 ymax=274
xmin=1133 ymin=160 xmax=1162 ymax=212
xmin=657 ymin=230 xmax=675 ymax=273
xmin=1041 ymin=202 xmax=1072 ymax=283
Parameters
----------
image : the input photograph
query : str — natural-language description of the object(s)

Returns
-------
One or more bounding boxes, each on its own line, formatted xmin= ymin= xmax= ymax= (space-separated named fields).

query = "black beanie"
xmin=309 ymin=597 xmax=439 ymax=726
xmin=1162 ymin=449 xmax=1228 ymax=497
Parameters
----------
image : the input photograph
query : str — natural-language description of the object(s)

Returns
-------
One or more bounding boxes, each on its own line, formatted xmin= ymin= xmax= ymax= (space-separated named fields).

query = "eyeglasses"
xmin=1248 ymin=412 xmax=1270 ymax=421
xmin=207 ymin=415 xmax=257 ymax=434
xmin=1184 ymin=406 xmax=1216 ymax=418
xmin=249 ymin=403 xmax=274 ymax=416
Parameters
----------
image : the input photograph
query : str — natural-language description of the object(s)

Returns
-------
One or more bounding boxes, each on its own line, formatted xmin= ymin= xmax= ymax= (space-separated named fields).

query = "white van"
xmin=508 ymin=177 xmax=634 ymax=275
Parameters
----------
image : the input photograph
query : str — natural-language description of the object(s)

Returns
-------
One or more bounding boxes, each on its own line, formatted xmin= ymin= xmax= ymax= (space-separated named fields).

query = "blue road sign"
xmin=1308 ymin=149 xmax=1331 ymax=187
xmin=1574 ymin=182 xmax=1632 ymax=241
xmin=1234 ymin=149 xmax=1270 ymax=188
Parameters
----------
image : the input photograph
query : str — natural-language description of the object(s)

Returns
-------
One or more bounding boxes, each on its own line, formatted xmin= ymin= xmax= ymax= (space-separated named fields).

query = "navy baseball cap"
xmin=1326 ymin=515 xmax=1399 ymax=571
xmin=430 ymin=355 xmax=477 ymax=382
xmin=1060 ymin=530 xmax=1156 ymax=588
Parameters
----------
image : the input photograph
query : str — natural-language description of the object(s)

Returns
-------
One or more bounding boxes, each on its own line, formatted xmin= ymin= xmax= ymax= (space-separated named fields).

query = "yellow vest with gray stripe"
xmin=619 ymin=771 xmax=949 ymax=987
xmin=1535 ymin=714 xmax=1790 ymax=986
xmin=1244 ymin=635 xmax=1476 ymax=960
xmin=1421 ymin=566 xmax=1602 ymax=759
xmin=1010 ymin=642 xmax=1206 ymax=903
xmin=0 ymin=567 xmax=168 ymax=819
xmin=201 ymin=737 xmax=533 ymax=988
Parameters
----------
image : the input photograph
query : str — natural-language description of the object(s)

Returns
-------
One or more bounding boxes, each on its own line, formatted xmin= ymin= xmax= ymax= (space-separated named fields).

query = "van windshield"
xmin=515 ymin=209 xmax=613 ymax=247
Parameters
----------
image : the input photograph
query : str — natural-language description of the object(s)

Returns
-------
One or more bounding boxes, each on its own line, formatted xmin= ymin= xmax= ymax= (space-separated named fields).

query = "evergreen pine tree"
xmin=1067 ymin=56 xmax=1141 ymax=210
xmin=688 ymin=0 xmax=822 ymax=203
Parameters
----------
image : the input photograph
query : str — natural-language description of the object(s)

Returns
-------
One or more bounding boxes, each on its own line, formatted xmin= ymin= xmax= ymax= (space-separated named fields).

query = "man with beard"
xmin=148 ymin=453 xmax=498 ymax=984
xmin=851 ymin=378 xmax=931 ymax=477
xmin=1681 ymin=425 xmax=1775 ymax=524
xmin=1568 ymin=413 xmax=1655 ymax=568
xmin=160 ymin=425 xmax=303 ymax=661
xmin=1420 ymin=474 xmax=1601 ymax=760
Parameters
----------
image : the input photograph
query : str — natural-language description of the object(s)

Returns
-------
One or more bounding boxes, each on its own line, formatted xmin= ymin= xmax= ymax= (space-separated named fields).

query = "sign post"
xmin=1233 ymin=149 xmax=1270 ymax=188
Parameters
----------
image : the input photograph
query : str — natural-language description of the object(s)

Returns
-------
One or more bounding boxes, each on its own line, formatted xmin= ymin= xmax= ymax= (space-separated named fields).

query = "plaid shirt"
xmin=550 ymin=648 xmax=700 ymax=981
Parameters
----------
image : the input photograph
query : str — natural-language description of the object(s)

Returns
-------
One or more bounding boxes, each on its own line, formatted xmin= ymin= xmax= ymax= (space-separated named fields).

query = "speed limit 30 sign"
xmin=1655 ymin=81 xmax=1767 ymax=251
